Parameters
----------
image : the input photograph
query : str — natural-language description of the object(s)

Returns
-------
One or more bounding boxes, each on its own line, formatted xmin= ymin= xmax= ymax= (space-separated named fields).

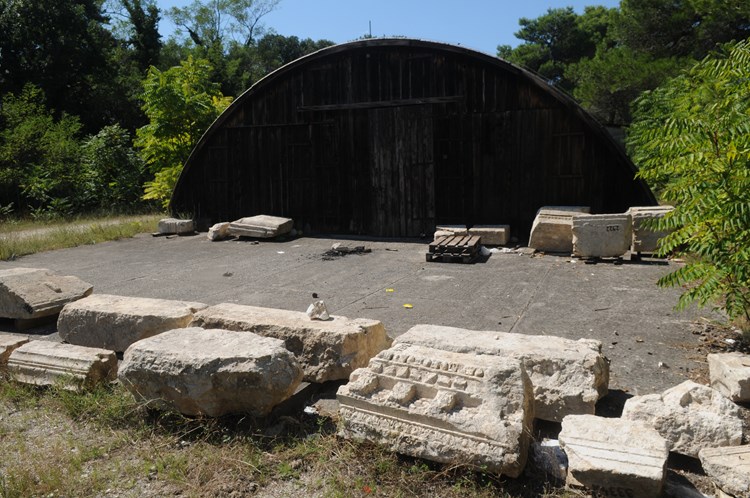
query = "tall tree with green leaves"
xmin=627 ymin=40 xmax=750 ymax=322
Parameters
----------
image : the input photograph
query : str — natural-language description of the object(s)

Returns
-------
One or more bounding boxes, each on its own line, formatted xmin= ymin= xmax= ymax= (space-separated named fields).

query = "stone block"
xmin=157 ymin=218 xmax=194 ymax=234
xmin=621 ymin=380 xmax=743 ymax=457
xmin=0 ymin=268 xmax=93 ymax=320
xmin=572 ymin=213 xmax=632 ymax=258
xmin=395 ymin=324 xmax=608 ymax=422
xmin=207 ymin=222 xmax=231 ymax=241
xmin=559 ymin=414 xmax=669 ymax=498
xmin=627 ymin=206 xmax=674 ymax=254
xmin=468 ymin=225 xmax=510 ymax=246
xmin=699 ymin=445 xmax=750 ymax=498
xmin=337 ymin=342 xmax=533 ymax=477
xmin=708 ymin=352 xmax=750 ymax=402
xmin=0 ymin=332 xmax=30 ymax=373
xmin=57 ymin=294 xmax=207 ymax=353
xmin=189 ymin=303 xmax=391 ymax=383
xmin=119 ymin=328 xmax=303 ymax=417
xmin=228 ymin=214 xmax=293 ymax=238
xmin=7 ymin=341 xmax=116 ymax=391
xmin=528 ymin=207 xmax=590 ymax=253
xmin=435 ymin=225 xmax=468 ymax=236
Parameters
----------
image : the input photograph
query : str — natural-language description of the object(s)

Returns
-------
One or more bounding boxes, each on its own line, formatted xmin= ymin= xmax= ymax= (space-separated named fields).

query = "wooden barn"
xmin=171 ymin=38 xmax=656 ymax=238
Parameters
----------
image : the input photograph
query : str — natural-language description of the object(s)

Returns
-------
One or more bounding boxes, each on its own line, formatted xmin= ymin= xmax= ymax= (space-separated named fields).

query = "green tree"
xmin=119 ymin=0 xmax=163 ymax=71
xmin=135 ymin=57 xmax=232 ymax=208
xmin=627 ymin=40 xmax=750 ymax=322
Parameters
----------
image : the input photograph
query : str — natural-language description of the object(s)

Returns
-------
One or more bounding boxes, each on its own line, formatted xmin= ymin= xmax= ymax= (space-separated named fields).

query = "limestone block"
xmin=57 ymin=294 xmax=208 ymax=353
xmin=708 ymin=352 xmax=750 ymax=402
xmin=228 ymin=214 xmax=293 ymax=238
xmin=559 ymin=414 xmax=669 ymax=498
xmin=207 ymin=222 xmax=231 ymax=241
xmin=337 ymin=342 xmax=533 ymax=477
xmin=528 ymin=207 xmax=590 ymax=253
xmin=468 ymin=225 xmax=510 ymax=246
xmin=0 ymin=332 xmax=30 ymax=373
xmin=621 ymin=380 xmax=743 ymax=457
xmin=572 ymin=213 xmax=632 ymax=258
xmin=627 ymin=206 xmax=674 ymax=254
xmin=157 ymin=218 xmax=194 ymax=234
xmin=0 ymin=268 xmax=93 ymax=320
xmin=7 ymin=341 xmax=116 ymax=391
xmin=119 ymin=328 xmax=303 ymax=417
xmin=435 ymin=225 xmax=468 ymax=236
xmin=189 ymin=303 xmax=391 ymax=383
xmin=395 ymin=324 xmax=608 ymax=422
xmin=699 ymin=445 xmax=750 ymax=498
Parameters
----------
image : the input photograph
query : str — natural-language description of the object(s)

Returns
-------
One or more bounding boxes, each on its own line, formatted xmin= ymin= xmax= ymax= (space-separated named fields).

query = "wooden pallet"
xmin=426 ymin=234 xmax=481 ymax=263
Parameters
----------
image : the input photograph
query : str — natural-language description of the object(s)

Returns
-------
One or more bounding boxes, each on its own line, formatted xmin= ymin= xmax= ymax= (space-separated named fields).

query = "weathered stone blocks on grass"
xmin=528 ymin=207 xmax=590 ymax=253
xmin=627 ymin=205 xmax=673 ymax=254
xmin=0 ymin=267 xmax=93 ymax=320
xmin=189 ymin=303 xmax=391 ymax=383
xmin=228 ymin=215 xmax=293 ymax=238
xmin=157 ymin=218 xmax=195 ymax=234
xmin=708 ymin=352 xmax=750 ymax=402
xmin=559 ymin=414 xmax=669 ymax=498
xmin=699 ymin=445 xmax=750 ymax=498
xmin=621 ymin=380 xmax=743 ymax=457
xmin=337 ymin=342 xmax=533 ymax=477
xmin=572 ymin=213 xmax=632 ymax=258
xmin=0 ymin=332 xmax=30 ymax=373
xmin=7 ymin=341 xmax=116 ymax=391
xmin=119 ymin=328 xmax=303 ymax=417
xmin=394 ymin=324 xmax=608 ymax=422
xmin=57 ymin=294 xmax=207 ymax=353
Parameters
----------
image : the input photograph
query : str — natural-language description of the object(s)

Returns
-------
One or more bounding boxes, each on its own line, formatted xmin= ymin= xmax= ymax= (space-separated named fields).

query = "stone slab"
xmin=435 ymin=225 xmax=468 ymax=236
xmin=394 ymin=324 xmax=608 ymax=422
xmin=708 ymin=352 xmax=750 ymax=402
xmin=469 ymin=225 xmax=510 ymax=246
xmin=57 ymin=294 xmax=208 ymax=353
xmin=0 ymin=267 xmax=93 ymax=320
xmin=627 ymin=206 xmax=673 ymax=254
xmin=228 ymin=215 xmax=293 ymax=238
xmin=699 ymin=445 xmax=750 ymax=498
xmin=157 ymin=218 xmax=194 ymax=234
xmin=119 ymin=328 xmax=303 ymax=417
xmin=337 ymin=342 xmax=533 ymax=477
xmin=7 ymin=340 xmax=116 ymax=390
xmin=0 ymin=332 xmax=30 ymax=373
xmin=207 ymin=222 xmax=231 ymax=241
xmin=622 ymin=380 xmax=743 ymax=457
xmin=559 ymin=414 xmax=669 ymax=498
xmin=528 ymin=207 xmax=590 ymax=253
xmin=189 ymin=303 xmax=392 ymax=383
xmin=572 ymin=213 xmax=632 ymax=258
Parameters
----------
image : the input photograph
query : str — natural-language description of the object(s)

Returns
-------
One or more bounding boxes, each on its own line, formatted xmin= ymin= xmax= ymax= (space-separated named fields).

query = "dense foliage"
xmin=628 ymin=40 xmax=750 ymax=321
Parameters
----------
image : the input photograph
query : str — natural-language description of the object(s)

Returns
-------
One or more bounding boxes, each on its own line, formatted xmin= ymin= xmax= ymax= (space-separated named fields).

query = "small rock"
xmin=708 ymin=352 xmax=750 ymax=402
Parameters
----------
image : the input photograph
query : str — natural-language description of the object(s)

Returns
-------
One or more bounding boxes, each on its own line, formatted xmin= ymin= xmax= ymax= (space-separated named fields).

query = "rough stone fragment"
xmin=0 ymin=268 xmax=93 ymax=320
xmin=7 ymin=341 xmax=116 ymax=391
xmin=228 ymin=214 xmax=293 ymax=238
xmin=468 ymin=225 xmax=510 ymax=246
xmin=627 ymin=206 xmax=674 ymax=254
xmin=699 ymin=445 xmax=750 ymax=498
xmin=190 ymin=303 xmax=391 ymax=383
xmin=572 ymin=213 xmax=632 ymax=258
xmin=708 ymin=352 xmax=750 ymax=402
xmin=435 ymin=225 xmax=468 ymax=236
xmin=395 ymin=324 xmax=608 ymax=422
xmin=157 ymin=218 xmax=194 ymax=234
xmin=57 ymin=294 xmax=207 ymax=353
xmin=0 ymin=332 xmax=30 ymax=373
xmin=621 ymin=380 xmax=743 ymax=457
xmin=337 ymin=342 xmax=533 ymax=477
xmin=207 ymin=222 xmax=231 ymax=241
xmin=119 ymin=328 xmax=303 ymax=417
xmin=528 ymin=207 xmax=590 ymax=253
xmin=559 ymin=414 xmax=669 ymax=498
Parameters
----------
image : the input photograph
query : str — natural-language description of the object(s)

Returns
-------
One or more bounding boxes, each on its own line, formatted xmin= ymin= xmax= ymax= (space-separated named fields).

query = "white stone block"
xmin=190 ymin=303 xmax=391 ymax=383
xmin=622 ymin=380 xmax=743 ymax=457
xmin=469 ymin=225 xmax=510 ymax=246
xmin=0 ymin=332 xmax=30 ymax=373
xmin=559 ymin=414 xmax=669 ymax=498
xmin=708 ymin=352 xmax=750 ymax=402
xmin=8 ymin=341 xmax=117 ymax=391
xmin=57 ymin=294 xmax=207 ymax=353
xmin=228 ymin=215 xmax=293 ymax=238
xmin=699 ymin=445 xmax=750 ymax=498
xmin=157 ymin=218 xmax=194 ymax=234
xmin=395 ymin=324 xmax=608 ymax=422
xmin=528 ymin=207 xmax=590 ymax=253
xmin=207 ymin=222 xmax=231 ymax=241
xmin=119 ymin=328 xmax=303 ymax=417
xmin=0 ymin=268 xmax=93 ymax=320
xmin=572 ymin=213 xmax=632 ymax=258
xmin=627 ymin=206 xmax=674 ymax=254
xmin=337 ymin=342 xmax=533 ymax=477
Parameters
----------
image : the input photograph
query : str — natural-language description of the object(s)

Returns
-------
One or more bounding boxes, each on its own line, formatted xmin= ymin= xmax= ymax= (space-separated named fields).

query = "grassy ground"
xmin=0 ymin=214 xmax=162 ymax=261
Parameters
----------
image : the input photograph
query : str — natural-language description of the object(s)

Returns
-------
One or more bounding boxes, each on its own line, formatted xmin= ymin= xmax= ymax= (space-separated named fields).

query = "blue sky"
xmin=157 ymin=0 xmax=621 ymax=56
